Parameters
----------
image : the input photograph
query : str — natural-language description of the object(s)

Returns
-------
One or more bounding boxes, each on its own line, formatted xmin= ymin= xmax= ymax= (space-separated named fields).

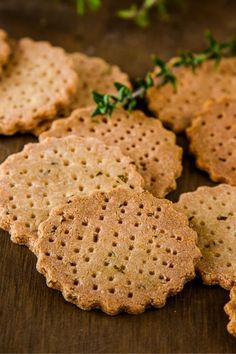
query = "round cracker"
xmin=0 ymin=29 xmax=11 ymax=71
xmin=224 ymin=286 xmax=236 ymax=337
xmin=146 ymin=58 xmax=236 ymax=132
xmin=32 ymin=52 xmax=131 ymax=136
xmin=39 ymin=108 xmax=182 ymax=198
xmin=187 ymin=97 xmax=236 ymax=185
xmin=176 ymin=184 xmax=236 ymax=289
xmin=35 ymin=189 xmax=200 ymax=315
xmin=0 ymin=136 xmax=143 ymax=249
xmin=0 ymin=38 xmax=78 ymax=135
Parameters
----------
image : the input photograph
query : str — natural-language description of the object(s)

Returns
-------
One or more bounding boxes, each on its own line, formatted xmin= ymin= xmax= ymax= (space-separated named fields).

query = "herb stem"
xmin=131 ymin=86 xmax=146 ymax=99
xmin=91 ymin=32 xmax=236 ymax=118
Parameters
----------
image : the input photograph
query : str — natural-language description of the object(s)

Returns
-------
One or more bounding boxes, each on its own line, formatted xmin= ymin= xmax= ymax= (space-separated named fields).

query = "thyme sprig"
xmin=92 ymin=32 xmax=236 ymax=117
xmin=72 ymin=0 xmax=184 ymax=26
xmin=174 ymin=32 xmax=236 ymax=70
xmin=152 ymin=56 xmax=177 ymax=90
xmin=92 ymin=76 xmax=153 ymax=117
xmin=117 ymin=0 xmax=169 ymax=28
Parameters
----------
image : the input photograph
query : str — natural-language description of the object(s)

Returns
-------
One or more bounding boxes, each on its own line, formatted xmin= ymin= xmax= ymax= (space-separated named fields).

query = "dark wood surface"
xmin=0 ymin=1 xmax=236 ymax=352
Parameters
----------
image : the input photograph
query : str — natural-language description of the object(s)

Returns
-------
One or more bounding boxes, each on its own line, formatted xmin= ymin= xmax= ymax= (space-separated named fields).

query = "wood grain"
xmin=0 ymin=0 xmax=236 ymax=352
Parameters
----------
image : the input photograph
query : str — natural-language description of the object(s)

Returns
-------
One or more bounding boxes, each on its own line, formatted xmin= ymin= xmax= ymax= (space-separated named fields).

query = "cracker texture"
xmin=0 ymin=136 xmax=143 ymax=249
xmin=40 ymin=108 xmax=182 ymax=197
xmin=0 ymin=38 xmax=78 ymax=135
xmin=69 ymin=53 xmax=131 ymax=111
xmin=32 ymin=52 xmax=131 ymax=136
xmin=176 ymin=184 xmax=236 ymax=289
xmin=146 ymin=58 xmax=236 ymax=132
xmin=224 ymin=286 xmax=236 ymax=337
xmin=35 ymin=189 xmax=200 ymax=315
xmin=187 ymin=97 xmax=236 ymax=185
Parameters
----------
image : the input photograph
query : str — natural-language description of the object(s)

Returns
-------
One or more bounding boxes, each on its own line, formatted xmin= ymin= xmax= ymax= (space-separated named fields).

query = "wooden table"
xmin=0 ymin=0 xmax=236 ymax=352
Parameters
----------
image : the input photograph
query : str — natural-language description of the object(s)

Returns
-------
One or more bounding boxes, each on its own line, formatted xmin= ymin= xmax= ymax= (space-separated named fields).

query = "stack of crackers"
xmin=0 ymin=29 xmax=235 ymax=337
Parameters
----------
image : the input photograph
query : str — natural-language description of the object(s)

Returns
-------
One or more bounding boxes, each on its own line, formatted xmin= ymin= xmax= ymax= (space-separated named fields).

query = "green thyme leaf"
xmin=153 ymin=56 xmax=177 ymax=90
xmin=91 ymin=81 xmax=140 ymax=117
xmin=88 ymin=0 xmax=101 ymax=11
xmin=75 ymin=0 xmax=101 ymax=15
xmin=174 ymin=51 xmax=207 ymax=71
xmin=75 ymin=0 xmax=85 ymax=14
xmin=71 ymin=0 xmax=188 ymax=27
xmin=156 ymin=0 xmax=169 ymax=21
xmin=117 ymin=4 xmax=138 ymax=19
xmin=144 ymin=0 xmax=157 ymax=7
xmin=136 ymin=73 xmax=154 ymax=90
xmin=117 ymin=0 xmax=171 ymax=27
xmin=134 ymin=10 xmax=150 ymax=27
xmin=114 ymin=82 xmax=132 ymax=101
xmin=91 ymin=91 xmax=117 ymax=116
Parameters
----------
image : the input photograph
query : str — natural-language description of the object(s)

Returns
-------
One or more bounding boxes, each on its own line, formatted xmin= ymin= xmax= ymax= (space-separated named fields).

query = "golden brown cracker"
xmin=147 ymin=58 xmax=236 ymax=132
xmin=0 ymin=29 xmax=11 ymax=71
xmin=176 ymin=184 xmax=236 ymax=289
xmin=32 ymin=52 xmax=131 ymax=136
xmin=40 ymin=108 xmax=182 ymax=198
xmin=0 ymin=136 xmax=143 ymax=249
xmin=0 ymin=38 xmax=78 ymax=135
xmin=224 ymin=286 xmax=236 ymax=337
xmin=187 ymin=97 xmax=236 ymax=186
xmin=35 ymin=189 xmax=200 ymax=315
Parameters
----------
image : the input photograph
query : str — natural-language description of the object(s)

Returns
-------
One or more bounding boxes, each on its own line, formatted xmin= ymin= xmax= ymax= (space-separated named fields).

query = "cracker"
xmin=0 ymin=136 xmax=143 ymax=249
xmin=224 ymin=286 xmax=236 ymax=337
xmin=0 ymin=29 xmax=11 ymax=72
xmin=187 ymin=97 xmax=236 ymax=185
xmin=146 ymin=58 xmax=236 ymax=132
xmin=32 ymin=53 xmax=131 ymax=136
xmin=35 ymin=189 xmax=200 ymax=315
xmin=0 ymin=38 xmax=78 ymax=135
xmin=39 ymin=108 xmax=182 ymax=197
xmin=69 ymin=53 xmax=131 ymax=111
xmin=176 ymin=184 xmax=236 ymax=289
